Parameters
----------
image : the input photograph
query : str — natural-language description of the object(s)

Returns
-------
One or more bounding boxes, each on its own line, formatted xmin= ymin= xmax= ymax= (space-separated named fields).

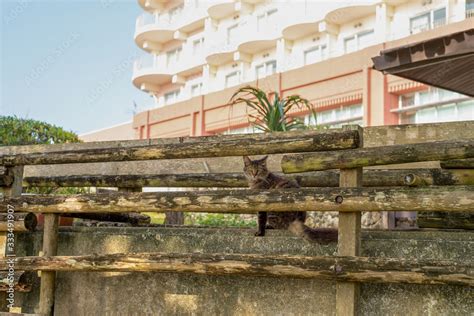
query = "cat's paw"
xmin=254 ymin=231 xmax=265 ymax=237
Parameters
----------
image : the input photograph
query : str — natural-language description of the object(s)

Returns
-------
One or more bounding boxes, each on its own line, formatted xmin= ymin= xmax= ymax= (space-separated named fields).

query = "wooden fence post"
xmin=336 ymin=126 xmax=363 ymax=316
xmin=1 ymin=166 xmax=24 ymax=312
xmin=38 ymin=213 xmax=58 ymax=316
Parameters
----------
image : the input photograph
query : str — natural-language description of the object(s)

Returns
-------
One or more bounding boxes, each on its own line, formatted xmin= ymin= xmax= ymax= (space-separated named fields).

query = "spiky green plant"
xmin=229 ymin=86 xmax=315 ymax=132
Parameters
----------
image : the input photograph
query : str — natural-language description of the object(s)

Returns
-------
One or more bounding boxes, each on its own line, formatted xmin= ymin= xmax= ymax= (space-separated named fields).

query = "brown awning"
xmin=372 ymin=29 xmax=474 ymax=97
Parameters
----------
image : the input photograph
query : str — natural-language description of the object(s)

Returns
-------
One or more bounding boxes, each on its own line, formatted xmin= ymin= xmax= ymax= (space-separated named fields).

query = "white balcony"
xmin=132 ymin=47 xmax=206 ymax=92
xmin=324 ymin=1 xmax=377 ymax=25
xmin=132 ymin=56 xmax=173 ymax=92
xmin=207 ymin=1 xmax=239 ymax=20
xmin=206 ymin=11 xmax=282 ymax=65
xmin=137 ymin=0 xmax=171 ymax=12
xmin=135 ymin=1 xmax=209 ymax=51
xmin=281 ymin=1 xmax=335 ymax=40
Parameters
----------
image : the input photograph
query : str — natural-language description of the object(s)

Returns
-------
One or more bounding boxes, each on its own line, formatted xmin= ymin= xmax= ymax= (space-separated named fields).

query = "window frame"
xmin=225 ymin=71 xmax=241 ymax=87
xmin=254 ymin=60 xmax=277 ymax=79
xmin=409 ymin=7 xmax=446 ymax=34
xmin=164 ymin=89 xmax=180 ymax=104
xmin=304 ymin=44 xmax=328 ymax=65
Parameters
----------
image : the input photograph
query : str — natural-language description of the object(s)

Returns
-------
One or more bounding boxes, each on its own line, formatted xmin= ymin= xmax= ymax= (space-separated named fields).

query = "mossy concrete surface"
xmin=13 ymin=227 xmax=474 ymax=315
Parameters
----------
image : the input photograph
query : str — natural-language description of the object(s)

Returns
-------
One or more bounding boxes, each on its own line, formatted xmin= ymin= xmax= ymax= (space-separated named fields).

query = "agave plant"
xmin=229 ymin=86 xmax=315 ymax=132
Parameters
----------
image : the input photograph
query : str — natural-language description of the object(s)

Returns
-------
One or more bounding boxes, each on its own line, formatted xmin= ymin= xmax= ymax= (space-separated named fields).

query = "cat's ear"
xmin=243 ymin=156 xmax=252 ymax=166
xmin=260 ymin=156 xmax=268 ymax=164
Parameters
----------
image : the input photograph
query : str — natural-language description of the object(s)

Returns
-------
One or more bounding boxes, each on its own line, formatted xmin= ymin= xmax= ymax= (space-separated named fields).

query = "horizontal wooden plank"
xmin=281 ymin=140 xmax=474 ymax=173
xmin=16 ymin=169 xmax=474 ymax=188
xmin=0 ymin=213 xmax=37 ymax=232
xmin=1 ymin=186 xmax=472 ymax=214
xmin=0 ymin=129 xmax=359 ymax=166
xmin=440 ymin=158 xmax=474 ymax=169
xmin=363 ymin=121 xmax=474 ymax=147
xmin=417 ymin=211 xmax=474 ymax=230
xmin=1 ymin=121 xmax=470 ymax=156
xmin=0 ymin=253 xmax=471 ymax=286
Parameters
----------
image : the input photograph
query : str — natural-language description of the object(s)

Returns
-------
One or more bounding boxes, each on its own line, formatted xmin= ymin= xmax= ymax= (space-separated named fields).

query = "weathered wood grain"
xmin=14 ymin=169 xmax=474 ymax=188
xmin=336 ymin=125 xmax=362 ymax=316
xmin=0 ymin=130 xmax=359 ymax=166
xmin=281 ymin=140 xmax=474 ymax=173
xmin=417 ymin=212 xmax=474 ymax=230
xmin=0 ymin=253 xmax=471 ymax=286
xmin=0 ymin=186 xmax=472 ymax=214
xmin=0 ymin=213 xmax=37 ymax=232
xmin=440 ymin=158 xmax=474 ymax=169
xmin=0 ymin=165 xmax=24 ymax=312
xmin=0 ymin=271 xmax=35 ymax=292
xmin=39 ymin=214 xmax=58 ymax=316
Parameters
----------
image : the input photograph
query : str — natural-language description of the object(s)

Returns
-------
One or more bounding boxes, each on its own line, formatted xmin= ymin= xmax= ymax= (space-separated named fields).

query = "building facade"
xmin=130 ymin=0 xmax=474 ymax=139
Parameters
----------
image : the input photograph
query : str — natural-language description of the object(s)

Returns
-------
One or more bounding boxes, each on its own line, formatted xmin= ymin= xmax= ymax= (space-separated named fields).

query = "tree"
xmin=228 ymin=86 xmax=316 ymax=132
xmin=0 ymin=116 xmax=80 ymax=146
xmin=0 ymin=116 xmax=82 ymax=195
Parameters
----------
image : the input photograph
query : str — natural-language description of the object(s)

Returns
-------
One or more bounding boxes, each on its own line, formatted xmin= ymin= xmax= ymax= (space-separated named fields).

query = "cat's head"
xmin=243 ymin=156 xmax=269 ymax=181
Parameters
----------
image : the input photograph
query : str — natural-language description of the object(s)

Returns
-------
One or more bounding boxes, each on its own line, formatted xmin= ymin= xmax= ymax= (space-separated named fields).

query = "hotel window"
xmin=358 ymin=30 xmax=375 ymax=49
xmin=433 ymin=8 xmax=446 ymax=27
xmin=227 ymin=24 xmax=239 ymax=45
xmin=256 ymin=8 xmax=278 ymax=31
xmin=305 ymin=104 xmax=363 ymax=128
xmin=397 ymin=88 xmax=473 ymax=124
xmin=225 ymin=71 xmax=241 ymax=88
xmin=410 ymin=8 xmax=446 ymax=34
xmin=255 ymin=60 xmax=277 ymax=79
xmin=164 ymin=90 xmax=180 ymax=104
xmin=344 ymin=30 xmax=374 ymax=53
xmin=304 ymin=45 xmax=327 ymax=65
xmin=192 ymin=38 xmax=205 ymax=54
xmin=166 ymin=47 xmax=182 ymax=67
xmin=191 ymin=83 xmax=203 ymax=97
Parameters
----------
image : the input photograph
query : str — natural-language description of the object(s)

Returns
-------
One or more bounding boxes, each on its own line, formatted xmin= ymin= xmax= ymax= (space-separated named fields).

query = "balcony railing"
xmin=466 ymin=8 xmax=474 ymax=18
xmin=134 ymin=47 xmax=206 ymax=76
xmin=134 ymin=55 xmax=156 ymax=72
xmin=206 ymin=11 xmax=282 ymax=57
xmin=433 ymin=18 xmax=446 ymax=28
xmin=136 ymin=2 xmax=209 ymax=31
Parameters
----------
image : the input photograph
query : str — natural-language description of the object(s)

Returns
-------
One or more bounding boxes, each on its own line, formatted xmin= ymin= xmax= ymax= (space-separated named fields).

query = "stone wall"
xmin=13 ymin=227 xmax=474 ymax=315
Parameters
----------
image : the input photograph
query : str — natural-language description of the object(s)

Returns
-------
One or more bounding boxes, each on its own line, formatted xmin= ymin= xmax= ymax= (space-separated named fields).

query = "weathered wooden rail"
xmin=10 ymin=168 xmax=474 ymax=188
xmin=1 ymin=186 xmax=472 ymax=214
xmin=1 ymin=253 xmax=471 ymax=286
xmin=0 ymin=129 xmax=359 ymax=166
xmin=1 ymin=122 xmax=473 ymax=315
xmin=281 ymin=140 xmax=474 ymax=173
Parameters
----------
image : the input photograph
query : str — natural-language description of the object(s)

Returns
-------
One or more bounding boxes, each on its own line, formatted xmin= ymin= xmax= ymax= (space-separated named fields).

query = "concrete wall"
xmin=79 ymin=121 xmax=135 ymax=142
xmin=14 ymin=227 xmax=474 ymax=315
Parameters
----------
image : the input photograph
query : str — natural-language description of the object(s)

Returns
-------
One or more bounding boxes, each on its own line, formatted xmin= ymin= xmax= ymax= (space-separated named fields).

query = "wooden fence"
xmin=0 ymin=123 xmax=473 ymax=316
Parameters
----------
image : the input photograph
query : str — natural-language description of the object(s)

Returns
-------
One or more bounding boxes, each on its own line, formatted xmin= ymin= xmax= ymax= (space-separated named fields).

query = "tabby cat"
xmin=243 ymin=155 xmax=338 ymax=243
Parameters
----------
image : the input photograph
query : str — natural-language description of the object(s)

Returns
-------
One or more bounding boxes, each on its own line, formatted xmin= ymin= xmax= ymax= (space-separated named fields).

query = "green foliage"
xmin=26 ymin=187 xmax=91 ymax=195
xmin=229 ymin=86 xmax=316 ymax=132
xmin=0 ymin=116 xmax=82 ymax=194
xmin=0 ymin=116 xmax=80 ymax=146
xmin=186 ymin=213 xmax=256 ymax=228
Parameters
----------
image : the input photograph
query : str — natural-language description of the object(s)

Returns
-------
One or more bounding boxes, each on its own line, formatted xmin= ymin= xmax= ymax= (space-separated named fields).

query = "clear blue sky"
xmin=1 ymin=0 xmax=152 ymax=134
